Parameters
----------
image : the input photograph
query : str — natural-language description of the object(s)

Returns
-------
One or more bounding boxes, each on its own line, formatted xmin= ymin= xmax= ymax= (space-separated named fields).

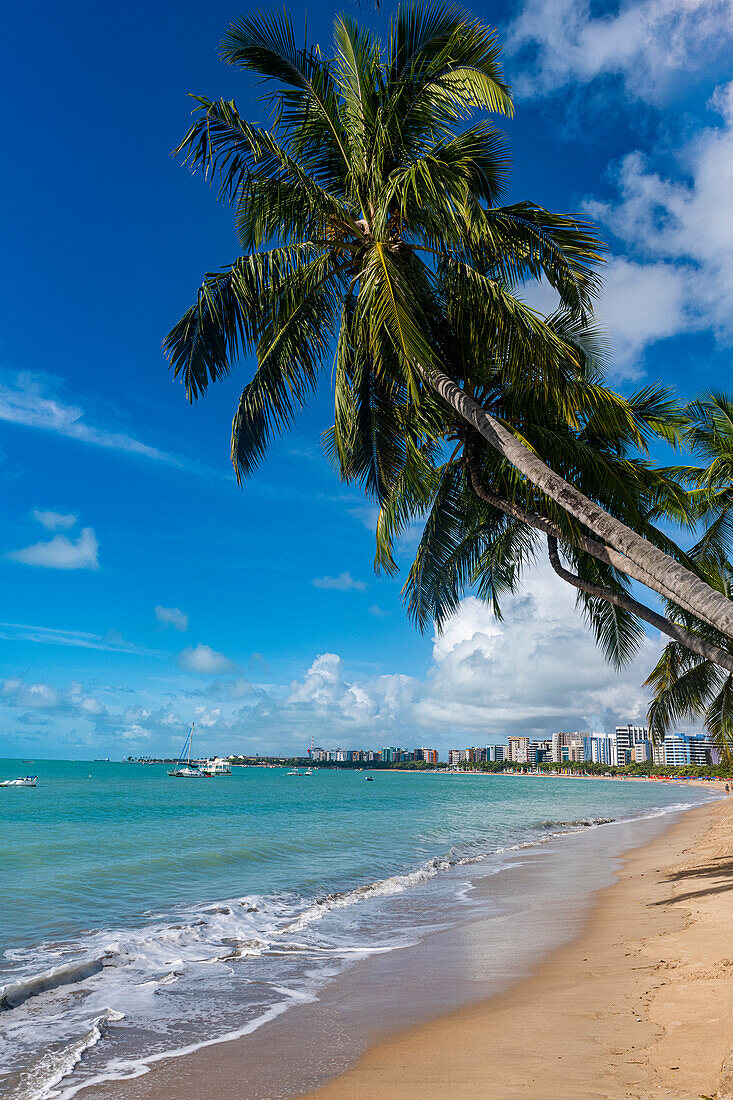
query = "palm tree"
xmin=646 ymin=565 xmax=733 ymax=763
xmin=646 ymin=394 xmax=733 ymax=756
xmin=370 ymin=356 xmax=733 ymax=672
xmin=164 ymin=3 xmax=733 ymax=638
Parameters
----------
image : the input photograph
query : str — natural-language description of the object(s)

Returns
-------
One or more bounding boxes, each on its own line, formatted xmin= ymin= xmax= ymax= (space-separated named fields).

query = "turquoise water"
xmin=0 ymin=759 xmax=714 ymax=1099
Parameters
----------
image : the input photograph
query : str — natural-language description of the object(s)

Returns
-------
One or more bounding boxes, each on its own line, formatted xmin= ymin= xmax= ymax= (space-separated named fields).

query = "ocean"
xmin=0 ymin=759 xmax=716 ymax=1099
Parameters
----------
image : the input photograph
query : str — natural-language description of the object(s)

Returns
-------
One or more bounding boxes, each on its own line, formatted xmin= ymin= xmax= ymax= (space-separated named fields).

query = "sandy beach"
xmin=76 ymin=787 xmax=733 ymax=1100
xmin=309 ymin=793 xmax=733 ymax=1100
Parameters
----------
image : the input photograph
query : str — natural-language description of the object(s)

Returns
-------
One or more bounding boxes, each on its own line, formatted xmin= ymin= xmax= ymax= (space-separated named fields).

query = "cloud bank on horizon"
xmin=0 ymin=562 xmax=662 ymax=757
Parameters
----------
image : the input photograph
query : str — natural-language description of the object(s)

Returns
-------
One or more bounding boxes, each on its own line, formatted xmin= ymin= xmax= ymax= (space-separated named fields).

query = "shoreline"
xmin=308 ymin=795 xmax=733 ymax=1100
xmin=66 ymin=789 xmax=728 ymax=1100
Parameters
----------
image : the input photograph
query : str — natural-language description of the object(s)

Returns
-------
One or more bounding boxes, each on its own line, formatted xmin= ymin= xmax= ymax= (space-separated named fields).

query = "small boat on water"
xmin=1 ymin=776 xmax=37 ymax=787
xmin=202 ymin=757 xmax=231 ymax=776
xmin=167 ymin=724 xmax=210 ymax=778
xmin=365 ymin=775 xmax=374 ymax=782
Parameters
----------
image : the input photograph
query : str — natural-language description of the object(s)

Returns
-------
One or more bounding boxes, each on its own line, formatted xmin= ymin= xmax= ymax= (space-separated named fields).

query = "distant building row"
xmin=448 ymin=725 xmax=718 ymax=769
xmin=309 ymin=746 xmax=439 ymax=766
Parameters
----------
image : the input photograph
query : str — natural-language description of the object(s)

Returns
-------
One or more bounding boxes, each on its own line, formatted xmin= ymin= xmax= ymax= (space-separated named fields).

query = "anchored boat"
xmin=0 ymin=776 xmax=37 ymax=787
xmin=167 ymin=724 xmax=210 ymax=778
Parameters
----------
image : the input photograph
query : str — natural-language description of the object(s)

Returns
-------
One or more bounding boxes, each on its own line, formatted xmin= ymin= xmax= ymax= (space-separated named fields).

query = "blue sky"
xmin=2 ymin=0 xmax=732 ymax=759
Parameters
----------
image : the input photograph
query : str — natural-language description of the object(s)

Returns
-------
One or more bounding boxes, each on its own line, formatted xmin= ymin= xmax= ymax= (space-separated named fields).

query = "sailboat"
xmin=167 ymin=724 xmax=209 ymax=778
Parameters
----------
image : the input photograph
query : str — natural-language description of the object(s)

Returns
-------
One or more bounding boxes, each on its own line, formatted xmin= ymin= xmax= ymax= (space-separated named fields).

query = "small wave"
xmin=538 ymin=817 xmax=615 ymax=829
xmin=13 ymin=1008 xmax=124 ymax=1100
xmin=0 ymin=958 xmax=109 ymax=1011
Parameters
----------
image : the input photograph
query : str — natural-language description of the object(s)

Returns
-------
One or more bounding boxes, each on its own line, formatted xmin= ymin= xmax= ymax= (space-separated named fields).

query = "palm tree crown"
xmin=165 ymin=2 xmax=733 ymax=650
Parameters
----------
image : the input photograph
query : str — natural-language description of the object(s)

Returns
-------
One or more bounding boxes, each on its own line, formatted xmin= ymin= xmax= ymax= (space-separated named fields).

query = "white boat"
xmin=202 ymin=757 xmax=231 ymax=776
xmin=1 ymin=776 xmax=37 ymax=787
xmin=168 ymin=724 xmax=210 ymax=778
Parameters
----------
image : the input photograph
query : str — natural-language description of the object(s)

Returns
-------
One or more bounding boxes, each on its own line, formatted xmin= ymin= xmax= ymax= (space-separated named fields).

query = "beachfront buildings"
xmin=308 ymin=745 xmax=440 ymax=765
xmin=552 ymin=732 xmax=589 ymax=763
xmin=507 ymin=736 xmax=531 ymax=763
xmin=663 ymin=733 xmax=715 ymax=767
xmin=615 ymin=725 xmax=650 ymax=766
xmin=447 ymin=724 xmax=716 ymax=770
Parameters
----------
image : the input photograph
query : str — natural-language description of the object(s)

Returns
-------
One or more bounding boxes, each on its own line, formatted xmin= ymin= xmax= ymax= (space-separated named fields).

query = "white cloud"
xmin=178 ymin=643 xmax=235 ymax=674
xmin=312 ymin=571 xmax=367 ymax=591
xmin=0 ymin=371 xmax=183 ymax=467
xmin=31 ymin=510 xmax=77 ymax=531
xmin=2 ymin=677 xmax=106 ymax=719
xmin=287 ymin=561 xmax=661 ymax=744
xmin=369 ymin=604 xmax=389 ymax=617
xmin=155 ymin=605 xmax=189 ymax=632
xmin=0 ymin=564 xmax=669 ymax=755
xmin=576 ymin=83 xmax=733 ymax=370
xmin=6 ymin=527 xmax=99 ymax=570
xmin=506 ymin=0 xmax=733 ymax=102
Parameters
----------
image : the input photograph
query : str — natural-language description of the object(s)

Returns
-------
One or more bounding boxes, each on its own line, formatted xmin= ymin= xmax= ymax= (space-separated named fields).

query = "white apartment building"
xmin=507 ymin=736 xmax=530 ymax=764
xmin=664 ymin=734 xmax=712 ymax=767
xmin=583 ymin=735 xmax=617 ymax=767
xmin=615 ymin=725 xmax=649 ymax=765
xmin=552 ymin=732 xmax=588 ymax=763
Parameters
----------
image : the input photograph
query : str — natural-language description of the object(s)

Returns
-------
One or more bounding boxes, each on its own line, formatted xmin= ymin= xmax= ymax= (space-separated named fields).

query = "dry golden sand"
xmin=308 ymin=794 xmax=733 ymax=1100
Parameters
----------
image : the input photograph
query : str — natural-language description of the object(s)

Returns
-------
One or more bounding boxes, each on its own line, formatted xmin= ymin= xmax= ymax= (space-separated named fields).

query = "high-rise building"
xmin=381 ymin=747 xmax=404 ymax=763
xmin=531 ymin=739 xmax=553 ymax=764
xmin=507 ymin=736 xmax=530 ymax=763
xmin=582 ymin=736 xmax=617 ymax=766
xmin=552 ymin=732 xmax=589 ymax=763
xmin=448 ymin=749 xmax=462 ymax=766
xmin=488 ymin=745 xmax=506 ymax=762
xmin=664 ymin=734 xmax=712 ymax=767
xmin=634 ymin=740 xmax=653 ymax=763
xmin=615 ymin=725 xmax=649 ymax=766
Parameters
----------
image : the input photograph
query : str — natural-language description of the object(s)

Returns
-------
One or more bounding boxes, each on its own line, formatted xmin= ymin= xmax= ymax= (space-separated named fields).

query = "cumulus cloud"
xmin=178 ymin=643 xmax=235 ymax=674
xmin=583 ymin=85 xmax=733 ymax=364
xmin=528 ymin=84 xmax=733 ymax=374
xmin=2 ymin=677 xmax=106 ymax=718
xmin=31 ymin=510 xmax=77 ymax=531
xmin=312 ymin=571 xmax=367 ymax=591
xmin=0 ymin=564 xmax=669 ymax=755
xmin=155 ymin=605 xmax=189 ymax=632
xmin=506 ymin=0 xmax=733 ymax=102
xmin=6 ymin=527 xmax=99 ymax=570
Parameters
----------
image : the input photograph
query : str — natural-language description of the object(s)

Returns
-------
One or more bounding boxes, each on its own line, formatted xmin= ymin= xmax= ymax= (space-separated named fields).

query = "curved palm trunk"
xmin=465 ymin=444 xmax=708 ymax=622
xmin=546 ymin=537 xmax=733 ymax=675
xmin=427 ymin=366 xmax=733 ymax=637
xmin=465 ymin=450 xmax=733 ymax=672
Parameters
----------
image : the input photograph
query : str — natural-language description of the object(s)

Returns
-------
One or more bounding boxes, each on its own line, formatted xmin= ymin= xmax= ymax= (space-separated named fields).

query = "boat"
xmin=167 ymin=724 xmax=210 ymax=778
xmin=202 ymin=757 xmax=232 ymax=776
xmin=366 ymin=775 xmax=374 ymax=782
xmin=1 ymin=776 xmax=37 ymax=787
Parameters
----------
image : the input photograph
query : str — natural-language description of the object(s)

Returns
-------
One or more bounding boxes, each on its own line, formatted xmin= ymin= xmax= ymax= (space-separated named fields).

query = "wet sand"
xmin=309 ymin=796 xmax=733 ymax=1100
